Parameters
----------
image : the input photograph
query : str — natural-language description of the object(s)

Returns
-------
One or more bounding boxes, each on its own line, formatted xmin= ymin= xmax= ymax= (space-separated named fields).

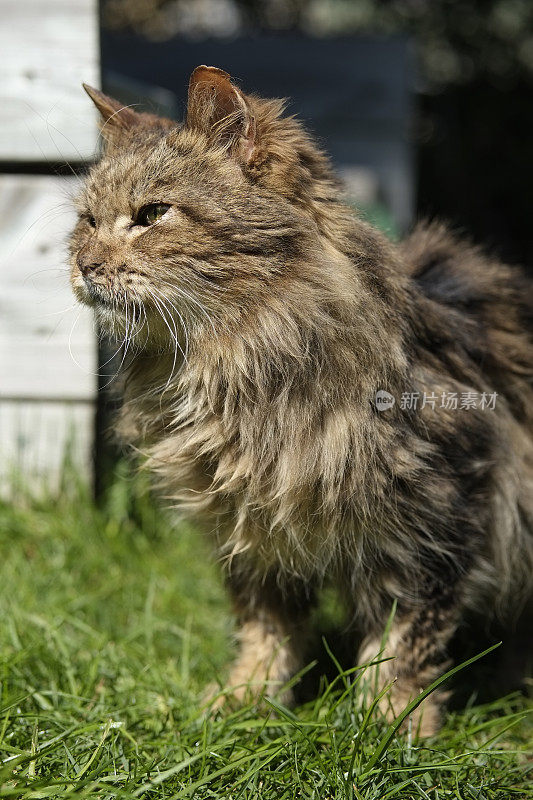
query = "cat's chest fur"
xmin=117 ymin=350 xmax=383 ymax=577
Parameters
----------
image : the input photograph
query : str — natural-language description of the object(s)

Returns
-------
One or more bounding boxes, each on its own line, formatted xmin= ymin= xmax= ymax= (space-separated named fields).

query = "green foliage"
xmin=103 ymin=0 xmax=533 ymax=89
xmin=0 ymin=468 xmax=531 ymax=798
xmin=300 ymin=0 xmax=533 ymax=88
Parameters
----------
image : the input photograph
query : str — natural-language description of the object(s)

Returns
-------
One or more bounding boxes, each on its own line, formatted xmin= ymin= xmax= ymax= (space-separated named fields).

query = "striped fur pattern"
xmin=69 ymin=68 xmax=533 ymax=734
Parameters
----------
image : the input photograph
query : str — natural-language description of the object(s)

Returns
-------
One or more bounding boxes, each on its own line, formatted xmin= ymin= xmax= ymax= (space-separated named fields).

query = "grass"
xmin=0 ymin=463 xmax=531 ymax=798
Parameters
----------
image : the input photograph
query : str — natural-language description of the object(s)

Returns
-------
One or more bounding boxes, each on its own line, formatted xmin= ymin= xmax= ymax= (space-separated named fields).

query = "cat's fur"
xmin=70 ymin=67 xmax=533 ymax=735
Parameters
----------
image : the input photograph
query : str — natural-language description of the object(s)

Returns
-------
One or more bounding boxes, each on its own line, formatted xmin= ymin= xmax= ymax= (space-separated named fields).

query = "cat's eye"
xmin=83 ymin=214 xmax=96 ymax=228
xmin=136 ymin=203 xmax=171 ymax=226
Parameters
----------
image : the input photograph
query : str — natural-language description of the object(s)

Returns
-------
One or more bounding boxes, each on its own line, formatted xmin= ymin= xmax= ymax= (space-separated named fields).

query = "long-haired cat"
xmin=70 ymin=66 xmax=533 ymax=735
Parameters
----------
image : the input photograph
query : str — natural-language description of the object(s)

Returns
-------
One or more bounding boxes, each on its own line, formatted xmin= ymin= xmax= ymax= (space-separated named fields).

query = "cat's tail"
xmin=401 ymin=220 xmax=533 ymax=431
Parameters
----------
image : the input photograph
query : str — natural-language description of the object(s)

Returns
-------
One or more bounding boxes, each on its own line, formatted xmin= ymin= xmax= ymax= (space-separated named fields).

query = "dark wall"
xmin=418 ymin=78 xmax=533 ymax=270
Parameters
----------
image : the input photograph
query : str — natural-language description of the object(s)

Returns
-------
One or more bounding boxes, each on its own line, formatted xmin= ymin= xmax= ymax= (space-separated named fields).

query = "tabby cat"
xmin=69 ymin=66 xmax=533 ymax=735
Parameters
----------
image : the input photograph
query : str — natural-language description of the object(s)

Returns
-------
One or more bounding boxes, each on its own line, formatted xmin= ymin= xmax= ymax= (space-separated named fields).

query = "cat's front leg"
xmin=213 ymin=570 xmax=314 ymax=708
xmin=357 ymin=594 xmax=459 ymax=737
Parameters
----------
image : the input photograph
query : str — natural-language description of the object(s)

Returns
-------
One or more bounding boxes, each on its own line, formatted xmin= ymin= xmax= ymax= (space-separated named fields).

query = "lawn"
xmin=0 ymin=463 xmax=531 ymax=798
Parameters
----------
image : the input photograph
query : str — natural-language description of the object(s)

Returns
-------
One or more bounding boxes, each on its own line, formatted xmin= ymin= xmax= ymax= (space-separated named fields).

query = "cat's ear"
xmin=83 ymin=84 xmax=172 ymax=147
xmin=186 ymin=66 xmax=256 ymax=163
xmin=83 ymin=84 xmax=143 ymax=144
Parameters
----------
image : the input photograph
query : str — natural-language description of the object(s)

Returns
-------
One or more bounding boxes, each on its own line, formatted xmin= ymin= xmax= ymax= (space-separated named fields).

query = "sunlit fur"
xmin=70 ymin=70 xmax=533 ymax=735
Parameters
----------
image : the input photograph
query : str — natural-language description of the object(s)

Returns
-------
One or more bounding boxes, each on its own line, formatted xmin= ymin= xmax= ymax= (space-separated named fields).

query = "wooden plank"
xmin=0 ymin=174 xmax=97 ymax=400
xmin=0 ymin=400 xmax=94 ymax=496
xmin=0 ymin=0 xmax=99 ymax=162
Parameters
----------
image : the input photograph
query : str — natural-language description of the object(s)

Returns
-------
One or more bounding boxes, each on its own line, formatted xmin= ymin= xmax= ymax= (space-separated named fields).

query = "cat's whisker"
xmin=98 ymin=102 xmax=142 ymax=142
xmin=35 ymin=102 xmax=88 ymax=179
xmin=11 ymin=203 xmax=72 ymax=257
xmin=96 ymin=302 xmax=139 ymax=377
xmin=39 ymin=302 xmax=78 ymax=317
xmin=119 ymin=292 xmax=135 ymax=365
xmin=98 ymin=311 xmax=132 ymax=389
xmin=24 ymin=117 xmax=84 ymax=185
xmin=159 ymin=278 xmax=219 ymax=341
xmin=147 ymin=288 xmax=186 ymax=390
xmin=178 ymin=281 xmax=234 ymax=339
xmin=24 ymin=267 xmax=71 ymax=283
xmin=98 ymin=339 xmax=126 ymax=371
xmin=169 ymin=297 xmax=190 ymax=359
xmin=130 ymin=296 xmax=146 ymax=342
xmin=95 ymin=292 xmax=142 ymax=387
xmin=142 ymin=298 xmax=180 ymax=400
xmin=133 ymin=296 xmax=150 ymax=342
xmin=159 ymin=304 xmax=181 ymax=391
xmin=151 ymin=286 xmax=190 ymax=363
xmin=67 ymin=309 xmax=86 ymax=374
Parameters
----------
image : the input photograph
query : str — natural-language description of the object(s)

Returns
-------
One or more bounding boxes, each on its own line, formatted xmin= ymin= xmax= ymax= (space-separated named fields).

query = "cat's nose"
xmin=77 ymin=256 xmax=104 ymax=277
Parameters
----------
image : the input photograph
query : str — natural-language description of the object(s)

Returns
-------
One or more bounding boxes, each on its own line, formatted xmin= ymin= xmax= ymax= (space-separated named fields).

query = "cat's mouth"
xmin=83 ymin=277 xmax=113 ymax=306
xmin=81 ymin=275 xmax=135 ymax=310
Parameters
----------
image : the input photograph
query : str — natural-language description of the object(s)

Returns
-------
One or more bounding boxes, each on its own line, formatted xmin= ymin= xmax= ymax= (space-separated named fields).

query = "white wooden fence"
xmin=0 ymin=0 xmax=99 ymax=494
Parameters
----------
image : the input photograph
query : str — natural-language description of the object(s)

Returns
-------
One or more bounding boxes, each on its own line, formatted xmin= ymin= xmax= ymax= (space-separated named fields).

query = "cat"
xmin=69 ymin=66 xmax=533 ymax=736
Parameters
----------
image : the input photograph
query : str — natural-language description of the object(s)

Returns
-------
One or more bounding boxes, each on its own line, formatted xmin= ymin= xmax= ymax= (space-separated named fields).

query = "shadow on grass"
xmin=295 ymin=595 xmax=533 ymax=710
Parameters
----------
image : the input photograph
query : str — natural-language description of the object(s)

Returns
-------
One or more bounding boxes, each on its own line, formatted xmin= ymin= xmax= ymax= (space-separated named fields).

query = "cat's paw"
xmin=375 ymin=682 xmax=446 ymax=737
xmin=203 ymin=670 xmax=294 ymax=714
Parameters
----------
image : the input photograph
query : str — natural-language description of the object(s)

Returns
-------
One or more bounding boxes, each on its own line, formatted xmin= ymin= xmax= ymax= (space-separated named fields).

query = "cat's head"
xmin=70 ymin=66 xmax=335 ymax=349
